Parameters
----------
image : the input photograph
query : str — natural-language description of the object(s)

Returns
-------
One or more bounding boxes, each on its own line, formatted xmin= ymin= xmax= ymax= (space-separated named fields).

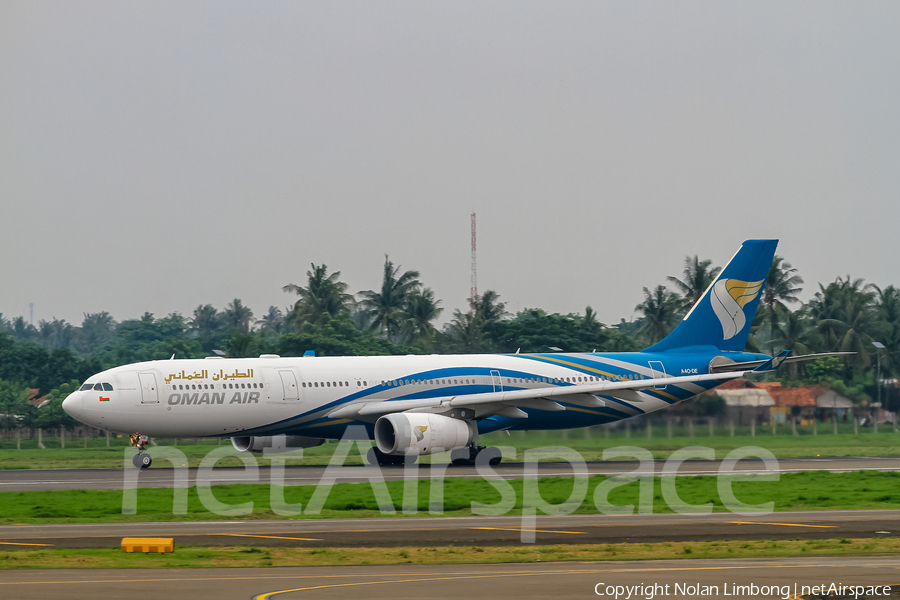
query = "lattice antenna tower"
xmin=470 ymin=212 xmax=478 ymax=305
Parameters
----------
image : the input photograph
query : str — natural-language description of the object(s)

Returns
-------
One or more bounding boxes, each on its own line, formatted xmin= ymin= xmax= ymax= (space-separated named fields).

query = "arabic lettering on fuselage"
xmin=164 ymin=368 xmax=254 ymax=384
xmin=212 ymin=368 xmax=253 ymax=381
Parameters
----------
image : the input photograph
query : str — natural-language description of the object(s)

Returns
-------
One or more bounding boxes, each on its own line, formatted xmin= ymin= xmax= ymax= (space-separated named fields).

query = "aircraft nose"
xmin=62 ymin=392 xmax=83 ymax=418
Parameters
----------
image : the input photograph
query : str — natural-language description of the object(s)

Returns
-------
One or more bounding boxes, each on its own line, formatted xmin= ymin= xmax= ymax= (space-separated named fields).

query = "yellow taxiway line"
xmin=470 ymin=526 xmax=585 ymax=534
xmin=0 ymin=541 xmax=54 ymax=546
xmin=728 ymin=521 xmax=837 ymax=528
xmin=253 ymin=564 xmax=838 ymax=599
xmin=212 ymin=533 xmax=323 ymax=541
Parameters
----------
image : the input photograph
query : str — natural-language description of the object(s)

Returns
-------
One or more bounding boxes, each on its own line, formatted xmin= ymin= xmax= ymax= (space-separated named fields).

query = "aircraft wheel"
xmin=450 ymin=446 xmax=477 ymax=467
xmin=133 ymin=453 xmax=152 ymax=469
xmin=479 ymin=446 xmax=503 ymax=466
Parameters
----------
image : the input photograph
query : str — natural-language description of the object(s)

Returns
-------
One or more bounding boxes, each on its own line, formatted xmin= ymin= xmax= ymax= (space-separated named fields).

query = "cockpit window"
xmin=93 ymin=383 xmax=103 ymax=391
xmin=102 ymin=383 xmax=113 ymax=391
xmin=80 ymin=383 xmax=94 ymax=391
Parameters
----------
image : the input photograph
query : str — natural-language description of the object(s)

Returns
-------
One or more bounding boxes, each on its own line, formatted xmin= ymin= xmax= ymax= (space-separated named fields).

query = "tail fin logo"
xmin=711 ymin=279 xmax=764 ymax=340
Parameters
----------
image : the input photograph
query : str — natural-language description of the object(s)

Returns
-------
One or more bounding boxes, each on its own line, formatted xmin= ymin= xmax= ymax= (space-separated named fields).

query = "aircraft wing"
xmin=326 ymin=370 xmax=750 ymax=421
xmin=708 ymin=352 xmax=855 ymax=374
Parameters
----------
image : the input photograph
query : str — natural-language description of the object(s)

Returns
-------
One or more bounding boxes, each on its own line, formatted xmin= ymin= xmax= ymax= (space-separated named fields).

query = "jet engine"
xmin=231 ymin=435 xmax=325 ymax=454
xmin=374 ymin=413 xmax=477 ymax=456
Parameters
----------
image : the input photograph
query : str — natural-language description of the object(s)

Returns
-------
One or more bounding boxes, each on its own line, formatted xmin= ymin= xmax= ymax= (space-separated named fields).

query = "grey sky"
xmin=2 ymin=2 xmax=899 ymax=329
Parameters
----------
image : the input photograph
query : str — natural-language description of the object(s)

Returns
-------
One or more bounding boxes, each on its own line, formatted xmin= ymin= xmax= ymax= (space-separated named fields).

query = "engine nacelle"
xmin=374 ymin=413 xmax=477 ymax=456
xmin=231 ymin=435 xmax=325 ymax=454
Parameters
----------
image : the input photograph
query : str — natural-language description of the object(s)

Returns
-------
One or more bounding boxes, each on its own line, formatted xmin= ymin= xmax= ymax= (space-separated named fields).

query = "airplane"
xmin=63 ymin=239 xmax=849 ymax=469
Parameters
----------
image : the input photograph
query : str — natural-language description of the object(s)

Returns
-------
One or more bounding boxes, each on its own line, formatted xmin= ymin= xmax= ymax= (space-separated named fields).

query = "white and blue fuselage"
xmin=62 ymin=348 xmax=770 ymax=440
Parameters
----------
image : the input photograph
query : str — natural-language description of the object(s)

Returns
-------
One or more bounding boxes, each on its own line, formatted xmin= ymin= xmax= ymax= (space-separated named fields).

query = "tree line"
xmin=1 ymin=253 xmax=898 ymax=432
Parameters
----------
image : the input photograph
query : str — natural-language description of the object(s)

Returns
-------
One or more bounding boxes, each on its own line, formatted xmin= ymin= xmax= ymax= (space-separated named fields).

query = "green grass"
xmin=2 ymin=470 xmax=899 ymax=525
xmin=1 ymin=427 xmax=898 ymax=470
xmin=3 ymin=537 xmax=900 ymax=570
xmin=0 ymin=437 xmax=340 ymax=469
xmin=480 ymin=427 xmax=900 ymax=461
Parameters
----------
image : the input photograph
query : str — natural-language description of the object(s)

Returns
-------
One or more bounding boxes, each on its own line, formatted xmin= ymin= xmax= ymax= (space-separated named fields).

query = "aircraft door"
xmin=648 ymin=361 xmax=667 ymax=390
xmin=138 ymin=373 xmax=159 ymax=403
xmin=279 ymin=370 xmax=299 ymax=401
xmin=490 ymin=370 xmax=503 ymax=392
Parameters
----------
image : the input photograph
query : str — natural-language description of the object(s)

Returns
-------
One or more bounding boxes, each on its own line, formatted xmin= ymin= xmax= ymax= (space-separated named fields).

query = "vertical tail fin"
xmin=644 ymin=239 xmax=778 ymax=353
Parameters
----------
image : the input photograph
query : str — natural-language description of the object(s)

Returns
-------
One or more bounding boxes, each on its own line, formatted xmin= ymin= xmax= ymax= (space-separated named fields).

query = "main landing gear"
xmin=130 ymin=433 xmax=152 ymax=469
xmin=450 ymin=445 xmax=502 ymax=467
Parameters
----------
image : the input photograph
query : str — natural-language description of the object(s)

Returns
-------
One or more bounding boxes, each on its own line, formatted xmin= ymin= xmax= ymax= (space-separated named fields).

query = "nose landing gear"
xmin=130 ymin=433 xmax=152 ymax=469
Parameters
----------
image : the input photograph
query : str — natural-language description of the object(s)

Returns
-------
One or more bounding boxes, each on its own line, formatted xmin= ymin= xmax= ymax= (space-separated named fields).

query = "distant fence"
xmin=1 ymin=411 xmax=897 ymax=450
xmin=0 ymin=427 xmax=227 ymax=450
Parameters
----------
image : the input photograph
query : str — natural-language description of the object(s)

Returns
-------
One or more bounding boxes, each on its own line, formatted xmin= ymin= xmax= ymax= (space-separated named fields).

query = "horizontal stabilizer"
xmin=709 ymin=352 xmax=856 ymax=374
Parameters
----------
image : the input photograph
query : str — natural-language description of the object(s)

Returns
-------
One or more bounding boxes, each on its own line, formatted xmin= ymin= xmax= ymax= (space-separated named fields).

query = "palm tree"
xmin=283 ymin=264 xmax=352 ymax=331
xmin=38 ymin=318 xmax=73 ymax=349
xmin=358 ymin=256 xmax=421 ymax=343
xmin=469 ymin=290 xmax=508 ymax=323
xmin=772 ymin=308 xmax=819 ymax=377
xmin=758 ymin=255 xmax=804 ymax=354
xmin=815 ymin=277 xmax=878 ymax=374
xmin=402 ymin=288 xmax=443 ymax=348
xmin=874 ymin=285 xmax=900 ymax=377
xmin=224 ymin=299 xmax=254 ymax=334
xmin=258 ymin=306 xmax=287 ymax=336
xmin=10 ymin=317 xmax=36 ymax=340
xmin=78 ymin=311 xmax=116 ymax=353
xmin=191 ymin=303 xmax=221 ymax=332
xmin=667 ymin=256 xmax=721 ymax=312
xmin=635 ymin=285 xmax=681 ymax=345
xmin=580 ymin=306 xmax=602 ymax=336
xmin=443 ymin=309 xmax=483 ymax=353
xmin=808 ymin=281 xmax=846 ymax=351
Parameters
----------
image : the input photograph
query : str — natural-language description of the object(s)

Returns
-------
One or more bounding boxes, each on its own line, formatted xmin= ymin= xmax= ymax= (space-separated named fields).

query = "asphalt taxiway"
xmin=1 ymin=556 xmax=898 ymax=600
xmin=4 ymin=456 xmax=900 ymax=492
xmin=2 ymin=510 xmax=898 ymax=550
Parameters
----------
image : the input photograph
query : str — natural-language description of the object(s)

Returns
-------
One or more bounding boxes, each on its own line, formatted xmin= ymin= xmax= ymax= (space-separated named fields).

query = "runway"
xmin=1 ymin=556 xmax=898 ymax=599
xmin=2 ymin=510 xmax=898 ymax=550
xmin=3 ymin=456 xmax=900 ymax=492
